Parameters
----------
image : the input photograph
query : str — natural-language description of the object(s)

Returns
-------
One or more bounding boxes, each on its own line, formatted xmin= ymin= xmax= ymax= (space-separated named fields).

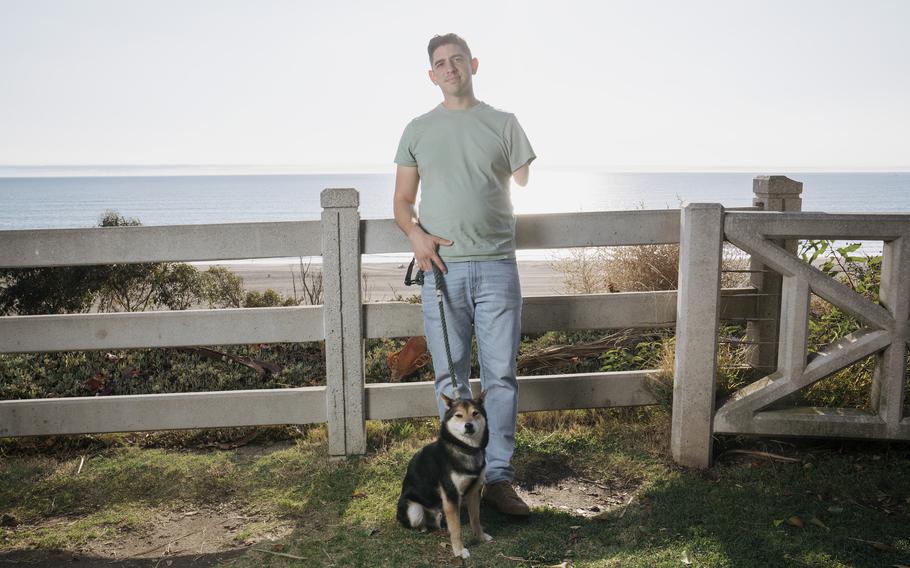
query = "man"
xmin=393 ymin=33 xmax=535 ymax=516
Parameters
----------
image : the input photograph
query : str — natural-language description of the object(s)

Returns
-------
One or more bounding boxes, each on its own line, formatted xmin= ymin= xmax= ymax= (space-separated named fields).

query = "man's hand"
xmin=408 ymin=225 xmax=453 ymax=274
xmin=394 ymin=164 xmax=454 ymax=273
xmin=393 ymin=166 xmax=453 ymax=273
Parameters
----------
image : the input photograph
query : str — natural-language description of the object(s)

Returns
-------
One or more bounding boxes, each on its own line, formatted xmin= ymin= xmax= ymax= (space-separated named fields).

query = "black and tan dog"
xmin=396 ymin=392 xmax=492 ymax=559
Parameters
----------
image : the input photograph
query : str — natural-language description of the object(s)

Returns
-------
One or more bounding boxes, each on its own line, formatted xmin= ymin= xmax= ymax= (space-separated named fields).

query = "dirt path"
xmin=0 ymin=441 xmax=641 ymax=567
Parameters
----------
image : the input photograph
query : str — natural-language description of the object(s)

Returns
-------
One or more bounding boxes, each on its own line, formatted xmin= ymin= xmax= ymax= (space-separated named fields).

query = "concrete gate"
xmin=671 ymin=177 xmax=910 ymax=468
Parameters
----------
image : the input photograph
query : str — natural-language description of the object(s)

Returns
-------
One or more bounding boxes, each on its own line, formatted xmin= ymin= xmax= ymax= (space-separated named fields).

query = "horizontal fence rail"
xmin=0 ymin=387 xmax=327 ymax=437
xmin=725 ymin=211 xmax=910 ymax=241
xmin=363 ymin=289 xmax=761 ymax=338
xmin=365 ymin=372 xmax=662 ymax=420
xmin=0 ymin=210 xmax=686 ymax=268
xmin=362 ymin=209 xmax=683 ymax=254
xmin=0 ymin=306 xmax=325 ymax=353
xmin=23 ymin=291 xmax=749 ymax=345
xmin=0 ymin=369 xmax=665 ymax=437
xmin=0 ymin=221 xmax=323 ymax=267
xmin=717 ymin=407 xmax=910 ymax=439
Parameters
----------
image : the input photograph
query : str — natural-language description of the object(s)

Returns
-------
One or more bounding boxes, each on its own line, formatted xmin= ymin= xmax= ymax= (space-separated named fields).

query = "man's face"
xmin=428 ymin=43 xmax=478 ymax=97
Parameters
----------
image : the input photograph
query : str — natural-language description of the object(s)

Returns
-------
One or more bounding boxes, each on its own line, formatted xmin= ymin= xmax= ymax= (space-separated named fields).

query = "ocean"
xmin=1 ymin=169 xmax=908 ymax=261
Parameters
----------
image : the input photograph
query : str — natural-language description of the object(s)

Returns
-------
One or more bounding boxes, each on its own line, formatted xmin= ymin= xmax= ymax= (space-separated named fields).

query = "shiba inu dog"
xmin=396 ymin=392 xmax=492 ymax=559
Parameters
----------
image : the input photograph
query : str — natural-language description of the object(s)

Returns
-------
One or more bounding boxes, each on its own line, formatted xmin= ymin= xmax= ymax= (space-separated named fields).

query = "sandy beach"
xmin=199 ymin=261 xmax=568 ymax=302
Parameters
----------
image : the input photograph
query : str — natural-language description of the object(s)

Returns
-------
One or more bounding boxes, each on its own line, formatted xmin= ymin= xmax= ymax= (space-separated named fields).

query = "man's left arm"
xmin=512 ymin=163 xmax=530 ymax=187
xmin=506 ymin=114 xmax=535 ymax=188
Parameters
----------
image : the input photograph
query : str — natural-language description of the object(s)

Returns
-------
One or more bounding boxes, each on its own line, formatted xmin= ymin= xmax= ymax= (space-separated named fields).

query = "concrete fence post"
xmin=746 ymin=176 xmax=803 ymax=374
xmin=671 ymin=203 xmax=724 ymax=468
xmin=321 ymin=188 xmax=365 ymax=456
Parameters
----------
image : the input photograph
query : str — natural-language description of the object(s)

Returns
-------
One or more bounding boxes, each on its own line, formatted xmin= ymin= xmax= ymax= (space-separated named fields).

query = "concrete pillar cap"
xmin=682 ymin=202 xmax=724 ymax=210
xmin=753 ymin=176 xmax=803 ymax=196
xmin=321 ymin=188 xmax=360 ymax=208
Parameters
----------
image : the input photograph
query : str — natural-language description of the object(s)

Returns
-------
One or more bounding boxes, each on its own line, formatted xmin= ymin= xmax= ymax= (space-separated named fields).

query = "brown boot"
xmin=482 ymin=481 xmax=530 ymax=516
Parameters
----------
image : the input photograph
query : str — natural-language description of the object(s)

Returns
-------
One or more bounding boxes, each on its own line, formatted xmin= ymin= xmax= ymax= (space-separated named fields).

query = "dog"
xmin=396 ymin=391 xmax=493 ymax=559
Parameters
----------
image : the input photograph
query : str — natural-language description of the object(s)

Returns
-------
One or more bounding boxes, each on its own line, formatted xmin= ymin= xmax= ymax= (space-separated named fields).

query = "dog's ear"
xmin=476 ymin=390 xmax=487 ymax=405
xmin=440 ymin=392 xmax=454 ymax=409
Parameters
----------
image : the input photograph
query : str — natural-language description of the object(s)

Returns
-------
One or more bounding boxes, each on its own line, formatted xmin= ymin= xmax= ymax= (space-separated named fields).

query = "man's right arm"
xmin=393 ymin=165 xmax=452 ymax=273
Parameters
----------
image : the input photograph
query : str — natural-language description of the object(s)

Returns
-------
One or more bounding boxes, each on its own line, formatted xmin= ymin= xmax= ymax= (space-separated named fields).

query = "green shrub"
xmin=799 ymin=240 xmax=883 ymax=408
xmin=202 ymin=266 xmax=244 ymax=308
xmin=0 ymin=211 xmax=247 ymax=315
xmin=0 ymin=343 xmax=327 ymax=399
xmin=241 ymin=289 xmax=298 ymax=307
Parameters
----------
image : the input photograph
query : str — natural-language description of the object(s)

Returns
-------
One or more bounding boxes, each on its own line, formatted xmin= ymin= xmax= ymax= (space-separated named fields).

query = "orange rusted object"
xmin=387 ymin=336 xmax=432 ymax=381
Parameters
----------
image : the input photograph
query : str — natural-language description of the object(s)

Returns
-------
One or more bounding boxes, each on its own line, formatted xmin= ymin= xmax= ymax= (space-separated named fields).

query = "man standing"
xmin=393 ymin=33 xmax=535 ymax=516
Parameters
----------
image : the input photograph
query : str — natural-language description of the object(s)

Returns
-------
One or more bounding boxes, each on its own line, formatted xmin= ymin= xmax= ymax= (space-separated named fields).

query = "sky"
xmin=1 ymin=0 xmax=908 ymax=171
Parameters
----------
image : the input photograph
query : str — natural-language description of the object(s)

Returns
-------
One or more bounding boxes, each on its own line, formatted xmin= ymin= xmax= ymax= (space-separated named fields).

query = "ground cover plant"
xmin=1 ymin=411 xmax=909 ymax=567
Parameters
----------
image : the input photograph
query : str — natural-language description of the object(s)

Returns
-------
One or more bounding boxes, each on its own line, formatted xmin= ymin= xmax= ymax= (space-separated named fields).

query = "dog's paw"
xmin=453 ymin=547 xmax=470 ymax=559
xmin=481 ymin=532 xmax=493 ymax=543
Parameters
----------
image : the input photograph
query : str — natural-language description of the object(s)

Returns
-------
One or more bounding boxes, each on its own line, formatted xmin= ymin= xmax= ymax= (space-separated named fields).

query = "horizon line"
xmin=1 ymin=163 xmax=909 ymax=175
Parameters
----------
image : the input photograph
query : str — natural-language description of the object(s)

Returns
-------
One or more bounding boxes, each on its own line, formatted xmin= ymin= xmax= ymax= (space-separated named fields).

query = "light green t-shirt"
xmin=394 ymin=101 xmax=536 ymax=262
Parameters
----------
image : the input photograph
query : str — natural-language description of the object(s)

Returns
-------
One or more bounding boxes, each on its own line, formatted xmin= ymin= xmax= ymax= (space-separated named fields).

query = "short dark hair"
xmin=427 ymin=33 xmax=472 ymax=65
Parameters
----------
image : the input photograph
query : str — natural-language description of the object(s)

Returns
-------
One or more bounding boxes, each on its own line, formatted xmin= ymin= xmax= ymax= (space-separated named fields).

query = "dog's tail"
xmin=397 ymin=497 xmax=446 ymax=531
xmin=396 ymin=495 xmax=415 ymax=528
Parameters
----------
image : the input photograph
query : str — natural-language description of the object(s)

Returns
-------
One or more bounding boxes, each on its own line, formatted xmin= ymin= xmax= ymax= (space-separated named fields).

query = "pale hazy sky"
xmin=1 ymin=0 xmax=908 ymax=170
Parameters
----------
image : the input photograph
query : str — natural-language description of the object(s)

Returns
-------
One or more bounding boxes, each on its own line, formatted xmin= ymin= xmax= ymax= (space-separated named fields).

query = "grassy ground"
xmin=1 ymin=409 xmax=909 ymax=567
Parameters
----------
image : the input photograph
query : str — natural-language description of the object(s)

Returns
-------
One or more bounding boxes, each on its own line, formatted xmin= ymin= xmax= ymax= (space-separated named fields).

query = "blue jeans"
xmin=421 ymin=258 xmax=522 ymax=484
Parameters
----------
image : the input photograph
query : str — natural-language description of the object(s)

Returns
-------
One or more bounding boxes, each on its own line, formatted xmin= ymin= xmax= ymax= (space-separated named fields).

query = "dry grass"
xmin=551 ymin=244 xmax=750 ymax=295
xmin=544 ymin=243 xmax=755 ymax=422
xmin=551 ymin=245 xmax=679 ymax=294
xmin=650 ymin=324 xmax=754 ymax=403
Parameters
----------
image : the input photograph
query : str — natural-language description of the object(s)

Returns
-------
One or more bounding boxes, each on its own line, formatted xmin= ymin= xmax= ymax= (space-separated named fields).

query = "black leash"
xmin=404 ymin=258 xmax=461 ymax=398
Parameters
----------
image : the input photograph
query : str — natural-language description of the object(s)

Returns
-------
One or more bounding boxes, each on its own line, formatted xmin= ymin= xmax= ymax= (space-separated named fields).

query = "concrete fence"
xmin=3 ymin=177 xmax=903 ymax=466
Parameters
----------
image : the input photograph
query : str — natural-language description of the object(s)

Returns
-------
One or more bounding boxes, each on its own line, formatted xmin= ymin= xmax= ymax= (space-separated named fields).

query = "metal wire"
xmin=725 ymin=292 xmax=781 ymax=298
xmin=717 ymin=339 xmax=779 ymax=345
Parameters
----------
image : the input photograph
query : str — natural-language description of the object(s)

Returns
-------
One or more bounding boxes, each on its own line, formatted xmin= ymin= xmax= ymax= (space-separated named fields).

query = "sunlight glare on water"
xmin=512 ymin=170 xmax=609 ymax=214
xmin=512 ymin=170 xmax=759 ymax=215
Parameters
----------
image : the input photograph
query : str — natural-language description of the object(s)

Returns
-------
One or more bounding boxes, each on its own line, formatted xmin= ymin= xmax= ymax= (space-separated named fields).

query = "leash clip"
xmin=404 ymin=257 xmax=425 ymax=286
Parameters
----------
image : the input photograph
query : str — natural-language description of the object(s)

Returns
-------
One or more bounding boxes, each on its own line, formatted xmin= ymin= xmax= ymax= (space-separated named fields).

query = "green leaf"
xmin=809 ymin=516 xmax=829 ymax=530
xmin=837 ymin=243 xmax=862 ymax=255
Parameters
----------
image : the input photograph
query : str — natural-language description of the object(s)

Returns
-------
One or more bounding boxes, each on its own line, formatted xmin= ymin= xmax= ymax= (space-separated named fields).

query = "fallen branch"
xmin=120 ymin=527 xmax=206 ymax=560
xmin=251 ymin=548 xmax=306 ymax=560
xmin=847 ymin=536 xmax=896 ymax=551
xmin=176 ymin=347 xmax=282 ymax=375
xmin=195 ymin=430 xmax=260 ymax=450
xmin=618 ymin=494 xmax=636 ymax=519
xmin=517 ymin=330 xmax=661 ymax=372
xmin=578 ymin=477 xmax=610 ymax=490
xmin=498 ymin=552 xmax=533 ymax=564
xmin=718 ymin=449 xmax=801 ymax=463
